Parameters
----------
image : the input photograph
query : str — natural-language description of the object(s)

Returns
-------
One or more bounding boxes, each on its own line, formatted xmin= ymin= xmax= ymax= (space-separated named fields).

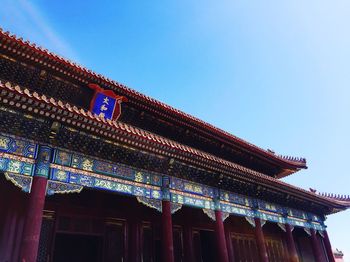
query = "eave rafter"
xmin=0 ymin=80 xmax=348 ymax=214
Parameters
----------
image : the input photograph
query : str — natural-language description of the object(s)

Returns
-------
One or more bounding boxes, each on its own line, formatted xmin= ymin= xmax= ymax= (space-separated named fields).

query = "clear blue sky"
xmin=1 ymin=0 xmax=349 ymax=259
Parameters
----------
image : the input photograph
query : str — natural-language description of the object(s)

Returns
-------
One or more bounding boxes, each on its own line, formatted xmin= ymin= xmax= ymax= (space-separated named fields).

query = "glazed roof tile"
xmin=0 ymin=28 xmax=306 ymax=170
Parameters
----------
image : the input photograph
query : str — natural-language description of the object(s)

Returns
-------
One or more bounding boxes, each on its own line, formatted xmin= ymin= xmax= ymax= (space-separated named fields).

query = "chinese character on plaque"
xmin=88 ymin=83 xmax=127 ymax=121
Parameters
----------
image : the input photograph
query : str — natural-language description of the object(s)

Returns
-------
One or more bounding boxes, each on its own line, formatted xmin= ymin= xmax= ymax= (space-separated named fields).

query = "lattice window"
xmin=231 ymin=233 xmax=288 ymax=262
xmin=173 ymin=226 xmax=184 ymax=262
xmin=142 ymin=223 xmax=153 ymax=262
xmin=231 ymin=233 xmax=259 ymax=262
xmin=104 ymin=219 xmax=126 ymax=262
xmin=265 ymin=238 xmax=287 ymax=262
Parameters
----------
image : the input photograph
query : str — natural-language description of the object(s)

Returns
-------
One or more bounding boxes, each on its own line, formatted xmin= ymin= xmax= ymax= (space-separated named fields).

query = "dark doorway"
xmin=199 ymin=230 xmax=216 ymax=262
xmin=53 ymin=233 xmax=102 ymax=262
xmin=154 ymin=239 xmax=162 ymax=262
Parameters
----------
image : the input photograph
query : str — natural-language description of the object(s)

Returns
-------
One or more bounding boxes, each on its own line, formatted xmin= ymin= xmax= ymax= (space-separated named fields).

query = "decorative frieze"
xmin=171 ymin=203 xmax=182 ymax=214
xmin=170 ymin=177 xmax=215 ymax=198
xmin=245 ymin=217 xmax=266 ymax=228
xmin=202 ymin=209 xmax=230 ymax=221
xmin=137 ymin=196 xmax=162 ymax=212
xmin=136 ymin=196 xmax=182 ymax=214
xmin=0 ymin=132 xmax=327 ymax=231
xmin=49 ymin=166 xmax=163 ymax=200
xmin=220 ymin=202 xmax=255 ymax=218
xmin=220 ymin=190 xmax=253 ymax=208
xmin=171 ymin=191 xmax=215 ymax=210
xmin=0 ymin=134 xmax=37 ymax=158
xmin=53 ymin=149 xmax=162 ymax=186
xmin=304 ymin=227 xmax=311 ymax=236
xmin=277 ymin=223 xmax=287 ymax=232
xmin=4 ymin=172 xmax=32 ymax=192
xmin=46 ymin=180 xmax=83 ymax=195
xmin=245 ymin=217 xmax=256 ymax=227
xmin=203 ymin=209 xmax=216 ymax=221
xmin=257 ymin=210 xmax=285 ymax=224
xmin=34 ymin=146 xmax=52 ymax=178
xmin=0 ymin=152 xmax=35 ymax=176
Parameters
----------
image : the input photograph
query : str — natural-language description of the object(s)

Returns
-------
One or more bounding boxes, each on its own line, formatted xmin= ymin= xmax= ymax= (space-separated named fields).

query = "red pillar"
xmin=19 ymin=176 xmax=47 ymax=262
xmin=310 ymin=228 xmax=324 ymax=262
xmin=254 ymin=217 xmax=269 ymax=262
xmin=162 ymin=200 xmax=174 ymax=262
xmin=214 ymin=210 xmax=229 ymax=262
xmin=323 ymin=230 xmax=335 ymax=262
xmin=285 ymin=224 xmax=299 ymax=262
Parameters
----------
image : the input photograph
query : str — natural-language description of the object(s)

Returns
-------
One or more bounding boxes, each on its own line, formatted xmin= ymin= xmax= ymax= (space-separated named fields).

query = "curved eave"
xmin=276 ymin=167 xmax=307 ymax=179
xmin=324 ymin=201 xmax=350 ymax=215
xmin=0 ymin=80 xmax=346 ymax=215
xmin=0 ymin=28 xmax=306 ymax=172
xmin=316 ymin=194 xmax=350 ymax=214
xmin=326 ymin=201 xmax=350 ymax=214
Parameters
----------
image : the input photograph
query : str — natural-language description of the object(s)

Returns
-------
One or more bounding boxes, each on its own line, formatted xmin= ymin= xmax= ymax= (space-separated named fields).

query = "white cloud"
xmin=0 ymin=0 xmax=81 ymax=63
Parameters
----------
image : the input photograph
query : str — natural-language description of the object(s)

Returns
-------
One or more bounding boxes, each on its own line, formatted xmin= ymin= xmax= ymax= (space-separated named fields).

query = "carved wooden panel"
xmin=173 ymin=226 xmax=184 ymax=262
xmin=103 ymin=220 xmax=126 ymax=262
xmin=142 ymin=223 xmax=153 ymax=262
xmin=231 ymin=233 xmax=259 ymax=262
xmin=265 ymin=238 xmax=287 ymax=262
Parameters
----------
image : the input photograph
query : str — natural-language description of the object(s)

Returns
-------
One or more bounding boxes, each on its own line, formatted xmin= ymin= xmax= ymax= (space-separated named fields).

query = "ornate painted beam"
xmin=0 ymin=132 xmax=328 ymax=233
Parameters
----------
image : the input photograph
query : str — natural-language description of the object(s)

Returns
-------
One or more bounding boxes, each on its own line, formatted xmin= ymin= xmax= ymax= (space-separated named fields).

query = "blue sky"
xmin=1 ymin=0 xmax=349 ymax=259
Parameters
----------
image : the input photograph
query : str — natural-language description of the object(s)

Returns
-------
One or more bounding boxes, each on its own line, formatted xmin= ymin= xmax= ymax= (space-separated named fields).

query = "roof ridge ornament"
xmin=278 ymin=154 xmax=306 ymax=163
xmin=318 ymin=191 xmax=350 ymax=202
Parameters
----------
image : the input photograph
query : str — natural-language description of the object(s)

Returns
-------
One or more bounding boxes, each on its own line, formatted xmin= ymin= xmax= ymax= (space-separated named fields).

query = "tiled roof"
xmin=0 ymin=28 xmax=307 ymax=170
xmin=1 ymin=80 xmax=349 ymax=211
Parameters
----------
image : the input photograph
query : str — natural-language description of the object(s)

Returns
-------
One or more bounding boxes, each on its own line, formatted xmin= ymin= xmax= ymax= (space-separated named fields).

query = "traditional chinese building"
xmin=0 ymin=28 xmax=349 ymax=262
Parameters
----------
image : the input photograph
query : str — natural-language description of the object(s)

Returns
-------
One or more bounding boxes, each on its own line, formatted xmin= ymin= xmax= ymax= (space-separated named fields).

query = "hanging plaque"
xmin=88 ymin=83 xmax=127 ymax=121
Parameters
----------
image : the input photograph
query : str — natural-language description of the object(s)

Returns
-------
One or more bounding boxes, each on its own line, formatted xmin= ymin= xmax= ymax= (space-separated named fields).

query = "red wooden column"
xmin=19 ymin=145 xmax=51 ymax=262
xmin=214 ymin=210 xmax=229 ymax=262
xmin=162 ymin=200 xmax=174 ymax=262
xmin=285 ymin=224 xmax=299 ymax=262
xmin=20 ymin=176 xmax=47 ymax=262
xmin=310 ymin=228 xmax=324 ymax=262
xmin=323 ymin=230 xmax=335 ymax=262
xmin=254 ymin=217 xmax=269 ymax=262
xmin=161 ymin=176 xmax=174 ymax=262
